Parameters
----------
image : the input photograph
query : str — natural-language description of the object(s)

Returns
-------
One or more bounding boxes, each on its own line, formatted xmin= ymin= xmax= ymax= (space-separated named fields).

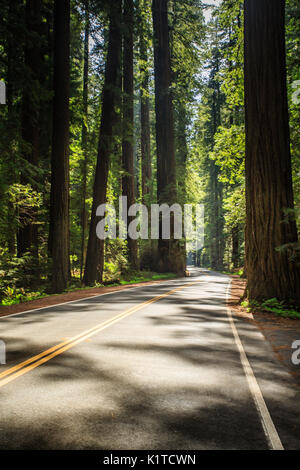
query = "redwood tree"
xmin=80 ymin=0 xmax=90 ymax=281
xmin=140 ymin=0 xmax=152 ymax=205
xmin=18 ymin=0 xmax=43 ymax=258
xmin=122 ymin=0 xmax=139 ymax=270
xmin=152 ymin=0 xmax=185 ymax=274
xmin=84 ymin=0 xmax=122 ymax=285
xmin=244 ymin=0 xmax=300 ymax=304
xmin=49 ymin=0 xmax=70 ymax=293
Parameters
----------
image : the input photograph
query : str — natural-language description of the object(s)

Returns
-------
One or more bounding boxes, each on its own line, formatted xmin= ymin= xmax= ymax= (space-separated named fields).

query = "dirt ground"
xmin=229 ymin=276 xmax=300 ymax=385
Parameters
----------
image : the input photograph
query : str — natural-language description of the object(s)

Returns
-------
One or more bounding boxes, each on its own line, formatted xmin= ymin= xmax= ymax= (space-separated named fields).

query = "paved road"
xmin=0 ymin=268 xmax=300 ymax=450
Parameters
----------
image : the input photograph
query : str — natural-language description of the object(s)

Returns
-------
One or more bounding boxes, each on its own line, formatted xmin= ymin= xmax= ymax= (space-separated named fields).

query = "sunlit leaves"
xmin=209 ymin=124 xmax=245 ymax=185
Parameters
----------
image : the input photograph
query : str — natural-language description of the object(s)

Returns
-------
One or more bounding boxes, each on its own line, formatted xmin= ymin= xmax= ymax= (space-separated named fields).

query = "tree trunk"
xmin=122 ymin=0 xmax=139 ymax=270
xmin=49 ymin=0 xmax=70 ymax=293
xmin=244 ymin=0 xmax=300 ymax=304
xmin=232 ymin=225 xmax=239 ymax=269
xmin=6 ymin=0 xmax=23 ymax=255
xmin=80 ymin=0 xmax=89 ymax=281
xmin=17 ymin=0 xmax=42 ymax=259
xmin=140 ymin=7 xmax=152 ymax=206
xmin=208 ymin=63 xmax=225 ymax=272
xmin=83 ymin=0 xmax=122 ymax=285
xmin=152 ymin=0 xmax=185 ymax=275
xmin=176 ymin=102 xmax=188 ymax=262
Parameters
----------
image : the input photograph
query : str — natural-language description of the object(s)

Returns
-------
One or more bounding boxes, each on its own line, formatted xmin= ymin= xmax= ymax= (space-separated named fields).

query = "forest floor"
xmin=229 ymin=276 xmax=300 ymax=386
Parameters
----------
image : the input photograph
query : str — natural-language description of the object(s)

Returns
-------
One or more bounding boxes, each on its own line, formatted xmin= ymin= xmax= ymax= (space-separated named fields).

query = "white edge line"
xmin=225 ymin=280 xmax=284 ymax=451
xmin=0 ymin=278 xmax=185 ymax=320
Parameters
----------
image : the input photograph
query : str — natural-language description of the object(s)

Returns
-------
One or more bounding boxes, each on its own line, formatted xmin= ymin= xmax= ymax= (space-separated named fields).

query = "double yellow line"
xmin=0 ymin=281 xmax=199 ymax=389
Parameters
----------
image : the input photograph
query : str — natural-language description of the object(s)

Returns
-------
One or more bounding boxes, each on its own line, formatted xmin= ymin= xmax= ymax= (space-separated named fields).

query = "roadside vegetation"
xmin=241 ymin=299 xmax=300 ymax=320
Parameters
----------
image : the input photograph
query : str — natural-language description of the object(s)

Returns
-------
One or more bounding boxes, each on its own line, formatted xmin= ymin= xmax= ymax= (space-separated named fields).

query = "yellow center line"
xmin=0 ymin=281 xmax=200 ymax=389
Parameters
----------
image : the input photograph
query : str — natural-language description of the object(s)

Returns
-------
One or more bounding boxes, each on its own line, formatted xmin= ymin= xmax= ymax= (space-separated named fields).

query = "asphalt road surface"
xmin=0 ymin=268 xmax=300 ymax=450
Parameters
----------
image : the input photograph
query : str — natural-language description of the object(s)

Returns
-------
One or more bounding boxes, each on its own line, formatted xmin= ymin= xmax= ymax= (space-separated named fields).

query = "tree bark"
xmin=17 ymin=0 xmax=42 ymax=259
xmin=152 ymin=0 xmax=185 ymax=274
xmin=207 ymin=50 xmax=225 ymax=271
xmin=244 ymin=0 xmax=300 ymax=304
xmin=139 ymin=5 xmax=152 ymax=206
xmin=80 ymin=0 xmax=90 ymax=281
xmin=122 ymin=0 xmax=139 ymax=270
xmin=6 ymin=0 xmax=23 ymax=255
xmin=83 ymin=0 xmax=122 ymax=285
xmin=49 ymin=0 xmax=70 ymax=293
xmin=232 ymin=225 xmax=239 ymax=269
xmin=176 ymin=101 xmax=188 ymax=262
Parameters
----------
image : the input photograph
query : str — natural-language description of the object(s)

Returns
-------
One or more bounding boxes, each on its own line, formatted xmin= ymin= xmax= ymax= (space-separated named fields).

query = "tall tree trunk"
xmin=122 ymin=0 xmax=139 ymax=270
xmin=207 ymin=55 xmax=225 ymax=272
xmin=5 ymin=0 xmax=23 ymax=255
xmin=152 ymin=0 xmax=185 ymax=275
xmin=140 ymin=81 xmax=152 ymax=205
xmin=139 ymin=6 xmax=152 ymax=206
xmin=49 ymin=0 xmax=70 ymax=293
xmin=83 ymin=0 xmax=122 ymax=285
xmin=17 ymin=0 xmax=42 ymax=259
xmin=244 ymin=0 xmax=300 ymax=304
xmin=80 ymin=0 xmax=89 ymax=281
xmin=176 ymin=102 xmax=188 ymax=261
xmin=232 ymin=225 xmax=239 ymax=269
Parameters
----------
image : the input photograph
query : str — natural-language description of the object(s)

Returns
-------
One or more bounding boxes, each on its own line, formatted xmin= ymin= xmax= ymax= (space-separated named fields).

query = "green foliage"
xmin=286 ymin=0 xmax=300 ymax=230
xmin=8 ymin=183 xmax=43 ymax=228
xmin=0 ymin=248 xmax=49 ymax=303
xmin=242 ymin=298 xmax=300 ymax=319
xmin=103 ymin=239 xmax=129 ymax=282
xmin=120 ymin=272 xmax=175 ymax=285
xmin=217 ymin=0 xmax=244 ymax=109
xmin=223 ymin=186 xmax=245 ymax=228
xmin=1 ymin=288 xmax=46 ymax=306
xmin=209 ymin=125 xmax=245 ymax=185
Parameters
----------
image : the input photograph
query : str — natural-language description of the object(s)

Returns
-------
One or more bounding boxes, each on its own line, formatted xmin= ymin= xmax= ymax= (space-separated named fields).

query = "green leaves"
xmin=8 ymin=183 xmax=43 ymax=229
xmin=242 ymin=297 xmax=300 ymax=319
xmin=209 ymin=125 xmax=245 ymax=185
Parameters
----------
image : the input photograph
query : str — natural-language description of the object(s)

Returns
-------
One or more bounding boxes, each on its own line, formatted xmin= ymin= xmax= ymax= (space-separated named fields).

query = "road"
xmin=0 ymin=268 xmax=300 ymax=450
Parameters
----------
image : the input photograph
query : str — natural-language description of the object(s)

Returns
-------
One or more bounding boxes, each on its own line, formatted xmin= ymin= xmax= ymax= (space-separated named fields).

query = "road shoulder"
xmin=228 ymin=275 xmax=300 ymax=386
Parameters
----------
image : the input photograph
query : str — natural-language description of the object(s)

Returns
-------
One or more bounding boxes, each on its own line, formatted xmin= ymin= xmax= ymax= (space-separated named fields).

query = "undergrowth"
xmin=241 ymin=298 xmax=300 ymax=319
